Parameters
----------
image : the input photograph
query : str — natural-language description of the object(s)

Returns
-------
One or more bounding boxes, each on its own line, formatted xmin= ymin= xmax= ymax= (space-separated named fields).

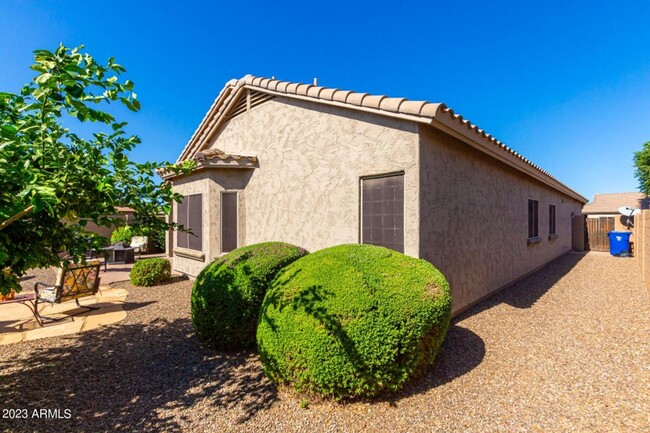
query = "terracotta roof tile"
xmin=318 ymin=88 xmax=337 ymax=100
xmin=194 ymin=148 xmax=257 ymax=163
xmin=307 ymin=86 xmax=324 ymax=98
xmin=346 ymin=92 xmax=368 ymax=106
xmin=276 ymin=81 xmax=290 ymax=93
xmin=379 ymin=97 xmax=406 ymax=112
xmin=399 ymin=100 xmax=428 ymax=116
xmin=175 ymin=75 xmax=587 ymax=203
xmin=332 ymin=90 xmax=352 ymax=103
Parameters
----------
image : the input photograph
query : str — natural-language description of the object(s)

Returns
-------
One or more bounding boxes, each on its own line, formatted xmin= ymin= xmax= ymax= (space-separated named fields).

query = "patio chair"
xmin=30 ymin=261 xmax=102 ymax=326
xmin=130 ymin=236 xmax=148 ymax=259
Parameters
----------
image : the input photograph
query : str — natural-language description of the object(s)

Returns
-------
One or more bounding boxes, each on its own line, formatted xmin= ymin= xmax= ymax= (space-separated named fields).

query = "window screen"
xmin=221 ymin=192 xmax=238 ymax=253
xmin=176 ymin=198 xmax=188 ymax=249
xmin=528 ymin=199 xmax=539 ymax=238
xmin=549 ymin=204 xmax=556 ymax=235
xmin=361 ymin=174 xmax=404 ymax=253
xmin=176 ymin=194 xmax=202 ymax=251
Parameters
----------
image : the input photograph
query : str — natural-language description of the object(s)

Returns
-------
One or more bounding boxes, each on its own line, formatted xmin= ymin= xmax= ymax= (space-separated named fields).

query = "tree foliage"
xmin=634 ymin=141 xmax=650 ymax=195
xmin=0 ymin=44 xmax=193 ymax=294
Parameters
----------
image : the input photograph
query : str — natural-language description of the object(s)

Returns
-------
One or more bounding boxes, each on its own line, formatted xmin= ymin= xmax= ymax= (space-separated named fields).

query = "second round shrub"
xmin=256 ymin=244 xmax=452 ymax=399
xmin=129 ymin=258 xmax=171 ymax=286
xmin=191 ymin=242 xmax=308 ymax=350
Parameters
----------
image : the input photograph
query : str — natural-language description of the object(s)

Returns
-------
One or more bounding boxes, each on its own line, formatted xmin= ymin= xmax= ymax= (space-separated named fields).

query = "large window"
xmin=221 ymin=192 xmax=238 ymax=253
xmin=549 ymin=204 xmax=556 ymax=236
xmin=361 ymin=173 xmax=404 ymax=253
xmin=528 ymin=199 xmax=539 ymax=240
xmin=177 ymin=194 xmax=202 ymax=251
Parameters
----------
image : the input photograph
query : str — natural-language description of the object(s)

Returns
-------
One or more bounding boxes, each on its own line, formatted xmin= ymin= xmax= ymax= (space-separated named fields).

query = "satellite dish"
xmin=618 ymin=206 xmax=641 ymax=229
xmin=618 ymin=206 xmax=641 ymax=217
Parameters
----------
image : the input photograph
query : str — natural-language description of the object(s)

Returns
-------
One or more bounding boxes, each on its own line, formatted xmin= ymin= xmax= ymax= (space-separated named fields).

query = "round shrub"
xmin=256 ymin=244 xmax=452 ymax=399
xmin=129 ymin=258 xmax=171 ymax=286
xmin=191 ymin=242 xmax=308 ymax=350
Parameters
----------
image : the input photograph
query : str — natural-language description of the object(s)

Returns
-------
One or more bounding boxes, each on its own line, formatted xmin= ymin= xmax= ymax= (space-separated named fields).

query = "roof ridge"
xmin=176 ymin=74 xmax=587 ymax=203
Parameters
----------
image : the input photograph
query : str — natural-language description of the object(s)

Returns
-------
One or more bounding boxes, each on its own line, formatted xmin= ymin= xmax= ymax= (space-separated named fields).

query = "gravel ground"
xmin=1 ymin=252 xmax=649 ymax=432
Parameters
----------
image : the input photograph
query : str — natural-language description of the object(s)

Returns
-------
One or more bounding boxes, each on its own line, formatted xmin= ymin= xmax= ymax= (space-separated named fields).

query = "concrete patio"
xmin=0 ymin=254 xmax=165 ymax=345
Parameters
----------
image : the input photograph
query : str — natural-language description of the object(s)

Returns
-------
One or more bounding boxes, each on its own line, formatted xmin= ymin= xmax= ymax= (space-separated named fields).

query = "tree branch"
xmin=0 ymin=205 xmax=35 ymax=231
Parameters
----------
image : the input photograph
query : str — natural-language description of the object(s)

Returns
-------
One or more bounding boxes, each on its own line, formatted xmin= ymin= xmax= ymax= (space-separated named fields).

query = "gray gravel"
xmin=1 ymin=252 xmax=649 ymax=432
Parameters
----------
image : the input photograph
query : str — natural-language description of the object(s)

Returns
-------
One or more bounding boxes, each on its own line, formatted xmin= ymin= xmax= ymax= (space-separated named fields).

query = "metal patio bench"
xmin=7 ymin=261 xmax=102 ymax=326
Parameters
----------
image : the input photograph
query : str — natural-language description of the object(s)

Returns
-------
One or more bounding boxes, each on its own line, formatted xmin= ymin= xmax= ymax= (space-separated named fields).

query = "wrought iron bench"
xmin=22 ymin=261 xmax=102 ymax=326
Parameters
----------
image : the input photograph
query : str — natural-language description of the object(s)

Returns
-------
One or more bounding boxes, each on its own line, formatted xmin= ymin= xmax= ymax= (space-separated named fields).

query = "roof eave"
xmin=429 ymin=114 xmax=588 ymax=204
xmin=175 ymin=75 xmax=587 ymax=204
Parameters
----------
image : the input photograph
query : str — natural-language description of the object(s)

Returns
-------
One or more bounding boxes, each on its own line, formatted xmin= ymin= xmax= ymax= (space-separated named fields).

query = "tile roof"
xmin=175 ymin=75 xmax=587 ymax=203
xmin=159 ymin=148 xmax=258 ymax=180
xmin=583 ymin=192 xmax=650 ymax=214
xmin=194 ymin=148 xmax=258 ymax=164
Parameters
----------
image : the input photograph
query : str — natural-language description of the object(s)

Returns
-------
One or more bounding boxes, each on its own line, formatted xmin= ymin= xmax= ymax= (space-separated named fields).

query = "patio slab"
xmin=0 ymin=286 xmax=128 ymax=345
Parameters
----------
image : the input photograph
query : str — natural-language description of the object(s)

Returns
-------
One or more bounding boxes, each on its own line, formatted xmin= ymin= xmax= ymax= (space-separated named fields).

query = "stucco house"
xmin=161 ymin=75 xmax=587 ymax=315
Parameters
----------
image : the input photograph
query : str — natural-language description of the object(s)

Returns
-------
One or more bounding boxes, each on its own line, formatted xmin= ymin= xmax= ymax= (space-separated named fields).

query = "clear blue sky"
xmin=2 ymin=1 xmax=650 ymax=202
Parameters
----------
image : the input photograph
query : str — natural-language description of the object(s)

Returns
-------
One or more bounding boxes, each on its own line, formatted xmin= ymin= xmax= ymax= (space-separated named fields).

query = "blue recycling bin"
xmin=607 ymin=231 xmax=632 ymax=256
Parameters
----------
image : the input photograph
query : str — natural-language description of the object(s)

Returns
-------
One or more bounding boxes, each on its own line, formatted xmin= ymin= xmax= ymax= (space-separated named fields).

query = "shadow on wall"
xmin=455 ymin=251 xmax=587 ymax=321
xmin=0 ymin=316 xmax=277 ymax=432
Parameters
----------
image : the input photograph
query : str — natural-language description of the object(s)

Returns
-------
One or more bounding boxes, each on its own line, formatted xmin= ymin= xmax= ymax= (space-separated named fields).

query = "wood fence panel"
xmin=586 ymin=217 xmax=615 ymax=251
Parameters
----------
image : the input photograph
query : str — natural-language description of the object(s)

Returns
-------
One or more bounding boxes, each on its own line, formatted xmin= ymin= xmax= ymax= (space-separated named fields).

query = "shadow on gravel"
xmin=380 ymin=324 xmax=485 ymax=403
xmin=0 ymin=318 xmax=277 ymax=432
xmin=456 ymin=252 xmax=586 ymax=321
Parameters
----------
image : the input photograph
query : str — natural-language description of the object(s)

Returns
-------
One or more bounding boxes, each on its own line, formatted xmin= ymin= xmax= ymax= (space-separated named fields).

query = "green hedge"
xmin=129 ymin=258 xmax=171 ymax=287
xmin=191 ymin=242 xmax=308 ymax=350
xmin=257 ymin=244 xmax=452 ymax=399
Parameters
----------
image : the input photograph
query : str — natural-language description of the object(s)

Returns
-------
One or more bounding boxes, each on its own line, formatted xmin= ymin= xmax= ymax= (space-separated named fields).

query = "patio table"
xmin=0 ymin=292 xmax=38 ymax=317
xmin=102 ymin=246 xmax=136 ymax=265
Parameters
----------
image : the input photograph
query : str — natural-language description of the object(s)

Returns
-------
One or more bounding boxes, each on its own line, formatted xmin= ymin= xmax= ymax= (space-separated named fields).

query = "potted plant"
xmin=111 ymin=225 xmax=134 ymax=247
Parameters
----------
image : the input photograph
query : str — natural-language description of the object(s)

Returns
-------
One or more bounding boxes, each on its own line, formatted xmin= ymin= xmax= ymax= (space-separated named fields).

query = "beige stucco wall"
xmin=172 ymin=97 xmax=419 ymax=276
xmin=83 ymin=211 xmax=135 ymax=239
xmin=171 ymin=170 xmax=249 ymax=276
xmin=418 ymin=126 xmax=584 ymax=315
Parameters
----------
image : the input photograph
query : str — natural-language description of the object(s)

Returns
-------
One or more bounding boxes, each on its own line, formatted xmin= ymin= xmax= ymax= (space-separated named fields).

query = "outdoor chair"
xmin=130 ymin=236 xmax=148 ymax=259
xmin=29 ymin=261 xmax=102 ymax=326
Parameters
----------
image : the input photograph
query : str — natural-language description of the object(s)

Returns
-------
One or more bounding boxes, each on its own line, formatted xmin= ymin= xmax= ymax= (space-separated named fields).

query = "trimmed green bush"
xmin=129 ymin=258 xmax=171 ymax=286
xmin=191 ymin=242 xmax=308 ymax=350
xmin=257 ymin=244 xmax=452 ymax=399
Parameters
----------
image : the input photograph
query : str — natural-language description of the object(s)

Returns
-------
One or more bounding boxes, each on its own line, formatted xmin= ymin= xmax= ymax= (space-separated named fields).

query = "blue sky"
xmin=2 ymin=1 xmax=650 ymax=202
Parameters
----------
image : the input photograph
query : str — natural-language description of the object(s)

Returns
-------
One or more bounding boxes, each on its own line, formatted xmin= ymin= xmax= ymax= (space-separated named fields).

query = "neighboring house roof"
xmin=115 ymin=206 xmax=135 ymax=213
xmin=583 ymin=192 xmax=650 ymax=214
xmin=175 ymin=75 xmax=587 ymax=203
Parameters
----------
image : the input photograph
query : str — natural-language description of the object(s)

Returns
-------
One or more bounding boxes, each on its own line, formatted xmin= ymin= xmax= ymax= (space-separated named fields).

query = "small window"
xmin=528 ymin=199 xmax=539 ymax=239
xmin=549 ymin=204 xmax=556 ymax=236
xmin=361 ymin=173 xmax=404 ymax=253
xmin=176 ymin=194 xmax=202 ymax=251
xmin=221 ymin=192 xmax=238 ymax=253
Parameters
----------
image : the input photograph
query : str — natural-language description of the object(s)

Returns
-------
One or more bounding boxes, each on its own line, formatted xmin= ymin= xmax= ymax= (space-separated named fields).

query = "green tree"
xmin=634 ymin=141 xmax=650 ymax=195
xmin=0 ymin=44 xmax=193 ymax=294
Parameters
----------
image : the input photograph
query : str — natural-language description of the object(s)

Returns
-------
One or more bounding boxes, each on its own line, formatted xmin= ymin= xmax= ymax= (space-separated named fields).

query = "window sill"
xmin=548 ymin=233 xmax=558 ymax=241
xmin=527 ymin=236 xmax=542 ymax=246
xmin=173 ymin=247 xmax=205 ymax=262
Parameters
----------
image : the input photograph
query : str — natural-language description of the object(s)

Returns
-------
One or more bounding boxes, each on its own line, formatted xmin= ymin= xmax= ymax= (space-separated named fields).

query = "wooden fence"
xmin=634 ymin=210 xmax=650 ymax=290
xmin=585 ymin=217 xmax=614 ymax=252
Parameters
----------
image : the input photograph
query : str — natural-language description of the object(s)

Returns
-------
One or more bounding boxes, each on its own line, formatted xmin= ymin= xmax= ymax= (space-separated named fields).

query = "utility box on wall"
xmin=572 ymin=214 xmax=585 ymax=251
